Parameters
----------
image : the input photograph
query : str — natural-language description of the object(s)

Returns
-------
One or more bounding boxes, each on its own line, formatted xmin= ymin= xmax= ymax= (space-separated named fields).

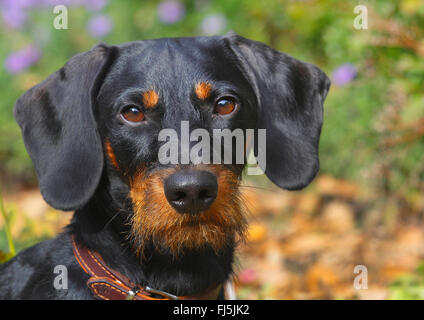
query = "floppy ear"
xmin=224 ymin=34 xmax=331 ymax=190
xmin=14 ymin=44 xmax=118 ymax=211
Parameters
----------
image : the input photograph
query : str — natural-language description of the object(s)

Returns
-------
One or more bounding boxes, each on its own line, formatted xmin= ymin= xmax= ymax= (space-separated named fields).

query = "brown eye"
xmin=121 ymin=106 xmax=144 ymax=123
xmin=214 ymin=98 xmax=237 ymax=115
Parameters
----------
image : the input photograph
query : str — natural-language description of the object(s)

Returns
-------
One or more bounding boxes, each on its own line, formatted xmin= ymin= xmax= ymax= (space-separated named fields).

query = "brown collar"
xmin=71 ymin=235 xmax=223 ymax=300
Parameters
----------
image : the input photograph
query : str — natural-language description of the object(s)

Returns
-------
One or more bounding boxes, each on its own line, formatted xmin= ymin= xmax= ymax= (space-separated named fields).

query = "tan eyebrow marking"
xmin=142 ymin=90 xmax=159 ymax=108
xmin=195 ymin=82 xmax=212 ymax=100
xmin=105 ymin=140 xmax=120 ymax=170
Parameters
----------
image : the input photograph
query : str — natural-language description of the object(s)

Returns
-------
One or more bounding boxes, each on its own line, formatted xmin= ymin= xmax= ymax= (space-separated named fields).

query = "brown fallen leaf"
xmin=315 ymin=174 xmax=359 ymax=199
xmin=291 ymin=193 xmax=321 ymax=215
xmin=306 ymin=264 xmax=340 ymax=295
xmin=246 ymin=222 xmax=267 ymax=243
xmin=320 ymin=201 xmax=355 ymax=233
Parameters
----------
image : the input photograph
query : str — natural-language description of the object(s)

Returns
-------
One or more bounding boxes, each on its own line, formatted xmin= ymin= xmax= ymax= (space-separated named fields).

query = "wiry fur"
xmin=129 ymin=165 xmax=248 ymax=257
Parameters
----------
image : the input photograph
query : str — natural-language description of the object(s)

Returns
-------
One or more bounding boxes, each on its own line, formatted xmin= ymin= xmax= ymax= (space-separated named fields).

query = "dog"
xmin=0 ymin=33 xmax=330 ymax=300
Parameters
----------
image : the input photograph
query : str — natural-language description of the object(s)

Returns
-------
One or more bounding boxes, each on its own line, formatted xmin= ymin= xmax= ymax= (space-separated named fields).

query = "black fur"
xmin=0 ymin=34 xmax=330 ymax=299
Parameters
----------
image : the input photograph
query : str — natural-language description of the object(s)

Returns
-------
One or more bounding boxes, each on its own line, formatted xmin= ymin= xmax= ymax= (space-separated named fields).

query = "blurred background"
xmin=1 ymin=0 xmax=424 ymax=299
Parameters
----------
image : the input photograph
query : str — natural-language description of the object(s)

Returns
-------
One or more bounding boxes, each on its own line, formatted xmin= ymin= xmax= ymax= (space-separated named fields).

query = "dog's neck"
xmin=68 ymin=173 xmax=235 ymax=296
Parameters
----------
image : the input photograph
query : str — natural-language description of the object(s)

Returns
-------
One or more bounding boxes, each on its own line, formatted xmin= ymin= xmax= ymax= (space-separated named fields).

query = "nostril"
xmin=173 ymin=191 xmax=186 ymax=202
xmin=198 ymin=188 xmax=216 ymax=201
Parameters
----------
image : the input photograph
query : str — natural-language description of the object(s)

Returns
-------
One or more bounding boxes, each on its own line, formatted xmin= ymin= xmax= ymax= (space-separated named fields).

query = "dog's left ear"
xmin=14 ymin=44 xmax=118 ymax=211
xmin=224 ymin=34 xmax=331 ymax=190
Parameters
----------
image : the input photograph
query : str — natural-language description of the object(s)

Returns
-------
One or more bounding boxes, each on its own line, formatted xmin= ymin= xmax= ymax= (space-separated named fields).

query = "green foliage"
xmin=389 ymin=262 xmax=424 ymax=300
xmin=0 ymin=188 xmax=15 ymax=263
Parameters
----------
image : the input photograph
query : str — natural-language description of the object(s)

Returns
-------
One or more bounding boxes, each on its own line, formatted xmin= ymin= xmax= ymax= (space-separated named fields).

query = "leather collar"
xmin=71 ymin=235 xmax=223 ymax=300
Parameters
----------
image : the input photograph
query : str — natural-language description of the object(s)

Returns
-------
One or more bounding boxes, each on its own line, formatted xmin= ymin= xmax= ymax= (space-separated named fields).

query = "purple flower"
xmin=157 ymin=1 xmax=185 ymax=24
xmin=332 ymin=63 xmax=357 ymax=86
xmin=200 ymin=14 xmax=227 ymax=35
xmin=4 ymin=45 xmax=41 ymax=74
xmin=1 ymin=1 xmax=27 ymax=29
xmin=2 ymin=0 xmax=39 ymax=9
xmin=84 ymin=0 xmax=107 ymax=11
xmin=44 ymin=0 xmax=80 ymax=6
xmin=87 ymin=14 xmax=113 ymax=38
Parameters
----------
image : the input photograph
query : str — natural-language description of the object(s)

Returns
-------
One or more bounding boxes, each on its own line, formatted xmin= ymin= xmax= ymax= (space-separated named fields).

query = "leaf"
xmin=246 ymin=223 xmax=267 ymax=243
xmin=0 ymin=250 xmax=14 ymax=264
xmin=0 ymin=189 xmax=16 ymax=257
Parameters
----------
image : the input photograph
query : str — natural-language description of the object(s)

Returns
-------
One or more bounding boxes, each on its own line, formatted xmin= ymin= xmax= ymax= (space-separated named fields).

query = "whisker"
xmin=239 ymin=184 xmax=275 ymax=192
xmin=102 ymin=208 xmax=126 ymax=231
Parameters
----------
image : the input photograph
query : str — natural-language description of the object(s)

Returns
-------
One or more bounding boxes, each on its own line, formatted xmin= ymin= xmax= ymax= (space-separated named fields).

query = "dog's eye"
xmin=214 ymin=98 xmax=237 ymax=116
xmin=121 ymin=106 xmax=145 ymax=123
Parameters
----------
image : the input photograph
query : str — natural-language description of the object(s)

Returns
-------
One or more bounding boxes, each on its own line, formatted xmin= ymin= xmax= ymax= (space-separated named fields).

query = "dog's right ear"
xmin=14 ymin=44 xmax=118 ymax=211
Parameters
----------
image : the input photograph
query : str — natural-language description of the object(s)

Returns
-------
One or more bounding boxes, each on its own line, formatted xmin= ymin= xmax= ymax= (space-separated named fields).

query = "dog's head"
xmin=14 ymin=34 xmax=330 ymax=256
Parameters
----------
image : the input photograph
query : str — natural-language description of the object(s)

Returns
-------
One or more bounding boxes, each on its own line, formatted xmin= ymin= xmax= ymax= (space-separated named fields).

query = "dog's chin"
xmin=128 ymin=165 xmax=248 ymax=257
xmin=135 ymin=223 xmax=239 ymax=258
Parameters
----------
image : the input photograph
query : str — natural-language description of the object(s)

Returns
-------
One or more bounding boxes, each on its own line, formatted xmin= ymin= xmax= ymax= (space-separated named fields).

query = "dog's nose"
xmin=164 ymin=170 xmax=218 ymax=214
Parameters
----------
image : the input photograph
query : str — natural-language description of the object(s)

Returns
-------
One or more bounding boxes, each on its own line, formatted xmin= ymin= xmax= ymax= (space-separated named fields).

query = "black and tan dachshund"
xmin=0 ymin=34 xmax=330 ymax=300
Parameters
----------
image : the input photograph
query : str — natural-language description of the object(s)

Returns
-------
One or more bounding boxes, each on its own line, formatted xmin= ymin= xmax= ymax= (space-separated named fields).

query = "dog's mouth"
xmin=128 ymin=164 xmax=247 ymax=257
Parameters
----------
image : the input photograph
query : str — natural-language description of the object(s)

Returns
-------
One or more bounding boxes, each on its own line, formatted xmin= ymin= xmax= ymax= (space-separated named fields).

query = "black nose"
xmin=164 ymin=170 xmax=218 ymax=214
